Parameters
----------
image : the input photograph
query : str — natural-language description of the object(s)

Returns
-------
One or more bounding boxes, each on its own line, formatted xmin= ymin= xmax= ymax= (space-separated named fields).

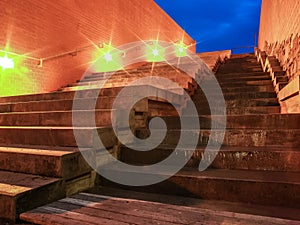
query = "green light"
xmin=0 ymin=55 xmax=14 ymax=70
xmin=104 ymin=52 xmax=113 ymax=62
xmin=0 ymin=48 xmax=32 ymax=97
xmin=175 ymin=42 xmax=188 ymax=57
xmin=93 ymin=43 xmax=123 ymax=72
xmin=146 ymin=42 xmax=165 ymax=62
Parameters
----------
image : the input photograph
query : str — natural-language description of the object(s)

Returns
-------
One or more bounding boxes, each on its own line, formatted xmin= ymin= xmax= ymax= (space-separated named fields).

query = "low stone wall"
xmin=256 ymin=48 xmax=300 ymax=113
xmin=198 ymin=50 xmax=231 ymax=73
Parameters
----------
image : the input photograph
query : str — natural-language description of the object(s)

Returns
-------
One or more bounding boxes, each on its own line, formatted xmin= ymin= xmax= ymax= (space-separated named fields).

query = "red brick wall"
xmin=0 ymin=0 xmax=195 ymax=96
xmin=258 ymin=0 xmax=300 ymax=80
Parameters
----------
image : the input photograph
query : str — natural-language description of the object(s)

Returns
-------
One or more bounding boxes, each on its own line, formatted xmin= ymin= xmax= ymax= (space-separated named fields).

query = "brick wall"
xmin=0 ymin=0 xmax=195 ymax=96
xmin=258 ymin=0 xmax=300 ymax=80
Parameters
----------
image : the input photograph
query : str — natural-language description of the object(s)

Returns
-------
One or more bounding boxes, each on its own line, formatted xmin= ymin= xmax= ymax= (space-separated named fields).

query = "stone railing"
xmin=255 ymin=48 xmax=300 ymax=113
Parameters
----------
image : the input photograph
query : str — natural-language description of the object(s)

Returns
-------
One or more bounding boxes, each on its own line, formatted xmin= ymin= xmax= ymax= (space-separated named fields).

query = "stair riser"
xmin=218 ymin=68 xmax=263 ymax=74
xmin=185 ymin=106 xmax=280 ymax=115
xmin=0 ymin=151 xmax=92 ymax=179
xmin=157 ymin=115 xmax=300 ymax=129
xmin=0 ymin=128 xmax=117 ymax=148
xmin=216 ymin=73 xmax=269 ymax=79
xmin=0 ymin=88 xmax=122 ymax=104
xmin=98 ymin=171 xmax=300 ymax=208
xmin=0 ymin=94 xmax=154 ymax=113
xmin=216 ymin=81 xmax=273 ymax=88
xmin=0 ymin=111 xmax=114 ymax=127
xmin=216 ymin=76 xmax=271 ymax=83
xmin=0 ymin=179 xmax=65 ymax=223
xmin=191 ymin=99 xmax=279 ymax=108
xmin=206 ymin=86 xmax=275 ymax=93
xmin=136 ymin=129 xmax=300 ymax=147
xmin=121 ymin=148 xmax=300 ymax=172
xmin=0 ymin=85 xmax=162 ymax=104
xmin=193 ymin=92 xmax=277 ymax=100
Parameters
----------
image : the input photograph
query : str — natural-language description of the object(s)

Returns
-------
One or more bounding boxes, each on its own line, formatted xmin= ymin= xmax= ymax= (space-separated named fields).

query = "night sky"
xmin=155 ymin=0 xmax=262 ymax=53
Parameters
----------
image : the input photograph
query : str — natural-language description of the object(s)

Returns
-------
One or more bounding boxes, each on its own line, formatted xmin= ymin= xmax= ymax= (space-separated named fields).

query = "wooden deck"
xmin=20 ymin=193 xmax=300 ymax=225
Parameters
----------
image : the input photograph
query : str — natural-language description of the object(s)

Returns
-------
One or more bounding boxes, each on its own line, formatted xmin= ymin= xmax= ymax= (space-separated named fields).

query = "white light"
xmin=0 ymin=55 xmax=14 ymax=70
xmin=104 ymin=53 xmax=112 ymax=62
xmin=152 ymin=49 xmax=159 ymax=56
xmin=178 ymin=47 xmax=184 ymax=53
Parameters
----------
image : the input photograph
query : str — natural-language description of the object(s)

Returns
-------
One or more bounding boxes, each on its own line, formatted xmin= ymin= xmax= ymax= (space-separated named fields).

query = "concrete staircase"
xmin=1 ymin=53 xmax=300 ymax=224
xmin=98 ymin=54 xmax=300 ymax=211
xmin=0 ymin=62 xmax=189 ymax=223
xmin=0 ymin=89 xmax=118 ymax=224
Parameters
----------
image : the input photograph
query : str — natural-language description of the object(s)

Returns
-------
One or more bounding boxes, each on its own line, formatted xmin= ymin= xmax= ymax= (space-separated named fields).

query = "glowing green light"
xmin=0 ymin=55 xmax=14 ymax=70
xmin=175 ymin=42 xmax=188 ymax=57
xmin=0 ymin=47 xmax=32 ymax=97
xmin=152 ymin=49 xmax=159 ymax=56
xmin=104 ymin=52 xmax=113 ymax=62
xmin=146 ymin=42 xmax=165 ymax=62
xmin=92 ymin=43 xmax=123 ymax=72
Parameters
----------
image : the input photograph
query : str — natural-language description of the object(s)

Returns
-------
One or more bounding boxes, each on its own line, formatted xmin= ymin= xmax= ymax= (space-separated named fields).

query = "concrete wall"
xmin=258 ymin=0 xmax=300 ymax=80
xmin=0 ymin=0 xmax=195 ymax=96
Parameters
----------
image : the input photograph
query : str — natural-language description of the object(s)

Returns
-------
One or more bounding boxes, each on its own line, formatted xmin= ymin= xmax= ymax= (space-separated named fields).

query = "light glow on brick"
xmin=175 ymin=42 xmax=188 ymax=57
xmin=146 ymin=42 xmax=165 ymax=62
xmin=104 ymin=52 xmax=113 ymax=62
xmin=0 ymin=55 xmax=14 ymax=70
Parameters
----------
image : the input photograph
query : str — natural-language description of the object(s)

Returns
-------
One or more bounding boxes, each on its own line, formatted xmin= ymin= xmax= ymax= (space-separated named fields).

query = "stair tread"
xmin=103 ymin=165 xmax=300 ymax=184
xmin=88 ymin=187 xmax=300 ymax=222
xmin=125 ymin=145 xmax=300 ymax=152
xmin=20 ymin=191 xmax=299 ymax=225
xmin=0 ymin=170 xmax=60 ymax=196
xmin=0 ymin=146 xmax=76 ymax=156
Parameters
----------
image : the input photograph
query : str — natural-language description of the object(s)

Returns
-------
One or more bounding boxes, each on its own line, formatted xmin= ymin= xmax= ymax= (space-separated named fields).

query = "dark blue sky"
xmin=155 ymin=0 xmax=262 ymax=53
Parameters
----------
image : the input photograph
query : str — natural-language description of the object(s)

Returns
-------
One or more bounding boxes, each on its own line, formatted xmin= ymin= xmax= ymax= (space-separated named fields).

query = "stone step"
xmin=217 ymin=80 xmax=273 ymax=87
xmin=216 ymin=75 xmax=271 ymax=82
xmin=195 ymin=91 xmax=277 ymax=100
xmin=68 ymin=79 xmax=189 ymax=90
xmin=154 ymin=114 xmax=300 ymax=129
xmin=0 ymin=146 xmax=91 ymax=179
xmin=98 ymin=166 xmax=300 ymax=208
xmin=274 ymin=75 xmax=288 ymax=83
xmin=82 ymin=72 xmax=195 ymax=84
xmin=136 ymin=128 xmax=300 ymax=147
xmin=0 ymin=126 xmax=117 ymax=148
xmin=0 ymin=171 xmax=65 ymax=223
xmin=216 ymin=71 xmax=269 ymax=77
xmin=217 ymin=67 xmax=263 ymax=74
xmin=0 ymin=85 xmax=172 ymax=104
xmin=185 ymin=105 xmax=280 ymax=115
xmin=0 ymin=98 xmax=114 ymax=113
xmin=217 ymin=85 xmax=275 ymax=93
xmin=120 ymin=146 xmax=300 ymax=172
xmin=60 ymin=84 xmax=184 ymax=96
xmin=0 ymin=110 xmax=114 ymax=127
xmin=191 ymin=98 xmax=279 ymax=108
xmin=0 ymin=95 xmax=182 ymax=115
xmin=195 ymin=106 xmax=280 ymax=115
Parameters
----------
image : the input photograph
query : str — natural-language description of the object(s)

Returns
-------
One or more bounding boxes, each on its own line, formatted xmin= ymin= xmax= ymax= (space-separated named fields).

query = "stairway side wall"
xmin=258 ymin=0 xmax=300 ymax=81
xmin=0 ymin=0 xmax=195 ymax=97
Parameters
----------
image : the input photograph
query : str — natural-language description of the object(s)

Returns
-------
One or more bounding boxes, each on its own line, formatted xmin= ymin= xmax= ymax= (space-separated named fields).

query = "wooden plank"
xmin=49 ymin=201 xmax=174 ymax=225
xmin=21 ymin=192 xmax=298 ymax=225
xmin=59 ymin=196 xmax=185 ymax=224
xmin=70 ymin=193 xmax=291 ymax=225
xmin=20 ymin=206 xmax=122 ymax=225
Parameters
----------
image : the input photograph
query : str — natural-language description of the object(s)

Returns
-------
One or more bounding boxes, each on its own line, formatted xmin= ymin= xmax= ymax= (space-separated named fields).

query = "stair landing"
xmin=20 ymin=192 xmax=300 ymax=225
